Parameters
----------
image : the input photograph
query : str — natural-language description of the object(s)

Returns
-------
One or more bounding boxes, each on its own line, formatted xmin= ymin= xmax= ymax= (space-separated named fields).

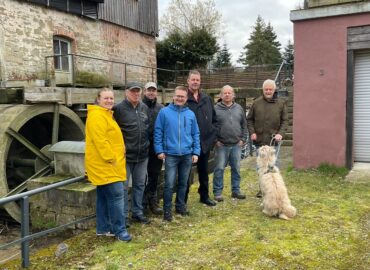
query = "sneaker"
xmin=131 ymin=215 xmax=151 ymax=224
xmin=96 ymin=232 xmax=115 ymax=237
xmin=163 ymin=211 xmax=173 ymax=222
xmin=117 ymin=231 xmax=132 ymax=242
xmin=232 ymin=192 xmax=246 ymax=200
xmin=214 ymin=195 xmax=224 ymax=202
xmin=175 ymin=208 xmax=190 ymax=216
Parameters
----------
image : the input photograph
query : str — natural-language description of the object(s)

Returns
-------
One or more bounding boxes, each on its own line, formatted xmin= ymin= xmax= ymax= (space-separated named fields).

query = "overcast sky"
xmin=158 ymin=0 xmax=303 ymax=65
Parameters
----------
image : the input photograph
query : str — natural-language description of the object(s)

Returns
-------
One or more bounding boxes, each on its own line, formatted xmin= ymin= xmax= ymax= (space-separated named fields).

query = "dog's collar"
xmin=263 ymin=165 xmax=276 ymax=174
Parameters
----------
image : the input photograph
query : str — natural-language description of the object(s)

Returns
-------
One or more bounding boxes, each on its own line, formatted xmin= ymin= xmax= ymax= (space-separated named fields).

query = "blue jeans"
xmin=213 ymin=144 xmax=242 ymax=196
xmin=163 ymin=154 xmax=192 ymax=212
xmin=96 ymin=181 xmax=126 ymax=235
xmin=124 ymin=159 xmax=148 ymax=217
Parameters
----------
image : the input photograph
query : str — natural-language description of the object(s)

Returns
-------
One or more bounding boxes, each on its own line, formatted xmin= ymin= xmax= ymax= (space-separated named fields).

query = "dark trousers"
xmin=145 ymin=148 xmax=163 ymax=200
xmin=185 ymin=151 xmax=210 ymax=202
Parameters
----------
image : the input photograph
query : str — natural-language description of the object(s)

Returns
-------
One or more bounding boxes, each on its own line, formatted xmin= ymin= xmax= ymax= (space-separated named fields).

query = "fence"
xmin=0 ymin=175 xmax=93 ymax=268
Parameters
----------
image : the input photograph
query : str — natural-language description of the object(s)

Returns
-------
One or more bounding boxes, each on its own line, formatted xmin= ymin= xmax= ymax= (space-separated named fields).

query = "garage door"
xmin=354 ymin=51 xmax=370 ymax=162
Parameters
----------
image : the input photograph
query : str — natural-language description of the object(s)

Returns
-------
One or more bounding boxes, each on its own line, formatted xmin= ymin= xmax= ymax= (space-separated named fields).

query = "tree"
xmin=282 ymin=39 xmax=294 ymax=67
xmin=156 ymin=28 xmax=218 ymax=85
xmin=238 ymin=16 xmax=282 ymax=66
xmin=160 ymin=0 xmax=222 ymax=37
xmin=214 ymin=43 xmax=232 ymax=68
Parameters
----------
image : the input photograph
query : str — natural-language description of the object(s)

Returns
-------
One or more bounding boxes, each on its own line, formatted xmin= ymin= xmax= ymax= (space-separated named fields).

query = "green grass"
xmin=3 ymin=168 xmax=370 ymax=270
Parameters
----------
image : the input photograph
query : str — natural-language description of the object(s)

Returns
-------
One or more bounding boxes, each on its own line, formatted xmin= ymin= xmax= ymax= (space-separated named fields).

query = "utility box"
xmin=49 ymin=141 xmax=85 ymax=176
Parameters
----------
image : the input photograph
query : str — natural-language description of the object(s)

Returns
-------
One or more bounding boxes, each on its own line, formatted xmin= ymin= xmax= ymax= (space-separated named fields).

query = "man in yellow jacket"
xmin=85 ymin=88 xmax=131 ymax=242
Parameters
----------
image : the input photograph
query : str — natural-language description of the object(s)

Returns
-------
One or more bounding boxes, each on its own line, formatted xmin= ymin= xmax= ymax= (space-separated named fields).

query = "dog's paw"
xmin=278 ymin=213 xmax=290 ymax=220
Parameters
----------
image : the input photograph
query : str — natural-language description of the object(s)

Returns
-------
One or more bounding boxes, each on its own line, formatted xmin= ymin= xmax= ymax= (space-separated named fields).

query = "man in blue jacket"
xmin=154 ymin=86 xmax=201 ymax=222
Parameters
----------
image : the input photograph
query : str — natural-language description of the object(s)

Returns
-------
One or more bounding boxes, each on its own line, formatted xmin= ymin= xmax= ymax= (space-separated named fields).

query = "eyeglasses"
xmin=174 ymin=95 xmax=186 ymax=99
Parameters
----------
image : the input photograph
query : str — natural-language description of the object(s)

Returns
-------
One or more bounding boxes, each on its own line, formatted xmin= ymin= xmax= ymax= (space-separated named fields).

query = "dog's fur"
xmin=257 ymin=145 xmax=296 ymax=220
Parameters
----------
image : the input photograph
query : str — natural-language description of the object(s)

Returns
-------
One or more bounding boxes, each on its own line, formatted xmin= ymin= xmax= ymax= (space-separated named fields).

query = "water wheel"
xmin=0 ymin=104 xmax=85 ymax=222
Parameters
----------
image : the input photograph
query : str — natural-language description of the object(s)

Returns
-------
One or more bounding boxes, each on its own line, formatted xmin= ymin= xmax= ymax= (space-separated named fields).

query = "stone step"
xmin=285 ymin=132 xmax=293 ymax=140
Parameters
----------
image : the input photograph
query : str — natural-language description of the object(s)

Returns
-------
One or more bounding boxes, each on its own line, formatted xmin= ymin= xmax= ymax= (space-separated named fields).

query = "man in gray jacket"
xmin=213 ymin=85 xmax=248 ymax=201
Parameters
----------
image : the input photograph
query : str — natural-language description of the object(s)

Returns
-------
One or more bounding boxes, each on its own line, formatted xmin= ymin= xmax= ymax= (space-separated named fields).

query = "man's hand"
xmin=192 ymin=155 xmax=198 ymax=163
xmin=157 ymin=153 xmax=166 ymax=160
xmin=274 ymin=134 xmax=283 ymax=142
xmin=251 ymin=133 xmax=257 ymax=141
xmin=216 ymin=141 xmax=224 ymax=147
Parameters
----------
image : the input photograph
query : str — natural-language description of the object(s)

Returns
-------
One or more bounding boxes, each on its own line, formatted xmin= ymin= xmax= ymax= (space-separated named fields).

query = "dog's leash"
xmin=270 ymin=135 xmax=283 ymax=162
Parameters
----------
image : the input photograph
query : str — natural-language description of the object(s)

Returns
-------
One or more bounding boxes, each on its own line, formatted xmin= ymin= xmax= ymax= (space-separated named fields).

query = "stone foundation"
xmin=28 ymin=175 xmax=96 ymax=230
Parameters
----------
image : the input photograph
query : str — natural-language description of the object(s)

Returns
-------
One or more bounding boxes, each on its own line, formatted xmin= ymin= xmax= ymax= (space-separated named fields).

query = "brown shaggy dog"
xmin=257 ymin=145 xmax=296 ymax=220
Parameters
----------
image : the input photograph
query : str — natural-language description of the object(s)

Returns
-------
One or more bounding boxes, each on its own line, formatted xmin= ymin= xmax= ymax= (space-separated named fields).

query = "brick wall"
xmin=0 ymin=0 xmax=156 ymax=86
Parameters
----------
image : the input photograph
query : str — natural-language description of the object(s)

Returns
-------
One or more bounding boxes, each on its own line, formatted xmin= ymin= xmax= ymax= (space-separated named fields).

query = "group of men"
xmin=113 ymin=70 xmax=287 ymax=223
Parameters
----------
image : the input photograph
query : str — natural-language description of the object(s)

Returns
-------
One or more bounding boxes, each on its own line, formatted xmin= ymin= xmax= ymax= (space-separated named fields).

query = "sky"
xmin=158 ymin=0 xmax=303 ymax=65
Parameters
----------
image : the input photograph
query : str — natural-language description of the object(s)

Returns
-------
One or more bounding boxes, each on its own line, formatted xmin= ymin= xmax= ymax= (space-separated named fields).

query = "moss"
xmin=75 ymin=71 xmax=110 ymax=88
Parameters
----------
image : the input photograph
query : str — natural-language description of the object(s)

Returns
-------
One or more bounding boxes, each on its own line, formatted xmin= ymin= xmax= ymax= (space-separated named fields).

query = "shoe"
xmin=131 ymin=215 xmax=151 ymax=224
xmin=256 ymin=190 xmax=262 ymax=198
xmin=125 ymin=218 xmax=130 ymax=228
xmin=96 ymin=232 xmax=115 ymax=237
xmin=117 ymin=231 xmax=132 ymax=242
xmin=214 ymin=195 xmax=224 ymax=202
xmin=149 ymin=201 xmax=163 ymax=215
xmin=175 ymin=208 xmax=190 ymax=216
xmin=163 ymin=211 xmax=173 ymax=222
xmin=200 ymin=198 xmax=216 ymax=206
xmin=232 ymin=192 xmax=246 ymax=200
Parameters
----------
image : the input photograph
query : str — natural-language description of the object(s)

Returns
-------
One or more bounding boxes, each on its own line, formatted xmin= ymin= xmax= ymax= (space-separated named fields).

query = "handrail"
xmin=0 ymin=175 xmax=91 ymax=268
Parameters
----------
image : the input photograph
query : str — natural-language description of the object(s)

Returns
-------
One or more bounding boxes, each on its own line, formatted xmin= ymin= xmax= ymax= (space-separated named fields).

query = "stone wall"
xmin=0 ymin=0 xmax=156 ymax=87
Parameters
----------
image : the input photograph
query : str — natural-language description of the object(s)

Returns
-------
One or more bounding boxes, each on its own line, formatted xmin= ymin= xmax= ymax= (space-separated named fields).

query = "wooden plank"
xmin=23 ymin=87 xmax=126 ymax=105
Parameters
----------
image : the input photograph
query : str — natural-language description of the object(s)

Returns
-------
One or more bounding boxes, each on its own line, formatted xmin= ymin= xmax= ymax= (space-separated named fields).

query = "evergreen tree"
xmin=238 ymin=16 xmax=282 ymax=66
xmin=214 ymin=43 xmax=232 ymax=68
xmin=282 ymin=39 xmax=294 ymax=67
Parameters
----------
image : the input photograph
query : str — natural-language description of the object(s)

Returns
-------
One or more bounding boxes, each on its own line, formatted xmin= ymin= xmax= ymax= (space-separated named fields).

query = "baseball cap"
xmin=125 ymin=81 xmax=142 ymax=91
xmin=145 ymin=82 xmax=157 ymax=90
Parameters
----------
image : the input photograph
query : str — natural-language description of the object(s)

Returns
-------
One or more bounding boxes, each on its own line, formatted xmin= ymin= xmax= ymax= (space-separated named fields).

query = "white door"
xmin=353 ymin=51 xmax=370 ymax=162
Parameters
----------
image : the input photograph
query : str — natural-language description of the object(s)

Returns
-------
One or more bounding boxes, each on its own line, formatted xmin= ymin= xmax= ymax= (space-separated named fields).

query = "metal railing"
xmin=45 ymin=53 xmax=158 ymax=88
xmin=0 ymin=175 xmax=94 ymax=268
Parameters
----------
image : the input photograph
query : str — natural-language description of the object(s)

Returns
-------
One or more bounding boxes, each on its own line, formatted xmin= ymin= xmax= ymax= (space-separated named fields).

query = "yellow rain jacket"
xmin=85 ymin=105 xmax=126 ymax=185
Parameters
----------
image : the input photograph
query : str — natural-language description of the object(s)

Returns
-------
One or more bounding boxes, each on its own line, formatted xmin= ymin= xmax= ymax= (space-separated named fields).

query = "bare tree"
xmin=160 ymin=0 xmax=222 ymax=36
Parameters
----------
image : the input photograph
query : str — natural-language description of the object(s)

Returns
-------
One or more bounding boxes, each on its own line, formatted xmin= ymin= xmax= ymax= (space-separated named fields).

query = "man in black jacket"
xmin=142 ymin=82 xmax=164 ymax=215
xmin=113 ymin=82 xmax=151 ymax=224
xmin=186 ymin=70 xmax=217 ymax=206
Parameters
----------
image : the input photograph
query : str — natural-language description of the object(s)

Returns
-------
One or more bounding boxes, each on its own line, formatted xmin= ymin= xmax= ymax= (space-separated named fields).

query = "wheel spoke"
xmin=4 ymin=165 xmax=52 ymax=197
xmin=52 ymin=103 xmax=60 ymax=145
xmin=5 ymin=127 xmax=52 ymax=164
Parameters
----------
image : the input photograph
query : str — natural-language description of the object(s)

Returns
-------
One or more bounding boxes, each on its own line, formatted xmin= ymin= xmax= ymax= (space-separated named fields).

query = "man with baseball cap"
xmin=113 ymin=81 xmax=151 ymax=225
xmin=142 ymin=82 xmax=164 ymax=215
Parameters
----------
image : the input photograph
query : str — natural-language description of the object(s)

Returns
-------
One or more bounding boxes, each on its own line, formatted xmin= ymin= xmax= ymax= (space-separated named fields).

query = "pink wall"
xmin=293 ymin=14 xmax=370 ymax=168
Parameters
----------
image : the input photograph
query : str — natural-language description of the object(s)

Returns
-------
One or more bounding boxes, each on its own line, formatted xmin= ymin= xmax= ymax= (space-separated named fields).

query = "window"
xmin=53 ymin=37 xmax=71 ymax=71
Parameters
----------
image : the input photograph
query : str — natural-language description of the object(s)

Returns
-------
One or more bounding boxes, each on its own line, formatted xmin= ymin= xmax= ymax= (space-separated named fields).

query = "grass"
xmin=2 ymin=166 xmax=370 ymax=270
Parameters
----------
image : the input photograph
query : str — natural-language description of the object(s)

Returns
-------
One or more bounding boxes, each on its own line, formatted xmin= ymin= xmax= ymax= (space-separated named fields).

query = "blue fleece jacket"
xmin=154 ymin=103 xmax=201 ymax=156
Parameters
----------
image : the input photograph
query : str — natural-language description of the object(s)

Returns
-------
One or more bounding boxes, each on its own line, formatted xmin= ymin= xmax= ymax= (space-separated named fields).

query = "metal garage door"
xmin=354 ymin=51 xmax=370 ymax=162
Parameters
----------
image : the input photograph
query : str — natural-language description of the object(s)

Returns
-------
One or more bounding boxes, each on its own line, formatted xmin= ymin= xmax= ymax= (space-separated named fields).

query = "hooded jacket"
xmin=113 ymin=99 xmax=149 ymax=162
xmin=246 ymin=96 xmax=288 ymax=146
xmin=154 ymin=103 xmax=201 ymax=156
xmin=85 ymin=105 xmax=126 ymax=185
xmin=186 ymin=90 xmax=217 ymax=154
xmin=214 ymin=101 xmax=248 ymax=145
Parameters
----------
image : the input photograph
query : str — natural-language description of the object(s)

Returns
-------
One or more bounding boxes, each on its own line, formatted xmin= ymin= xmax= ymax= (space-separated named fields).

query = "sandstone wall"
xmin=0 ymin=0 xmax=156 ymax=87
